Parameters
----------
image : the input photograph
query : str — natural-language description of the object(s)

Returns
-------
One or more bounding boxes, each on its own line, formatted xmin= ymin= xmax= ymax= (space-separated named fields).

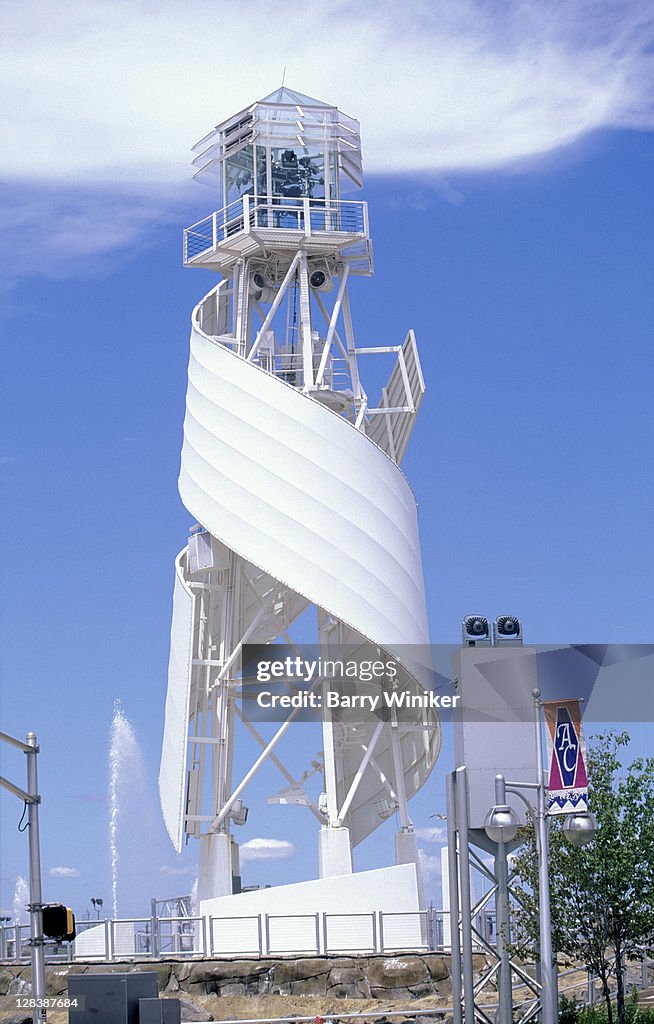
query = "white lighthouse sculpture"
xmin=159 ymin=87 xmax=440 ymax=908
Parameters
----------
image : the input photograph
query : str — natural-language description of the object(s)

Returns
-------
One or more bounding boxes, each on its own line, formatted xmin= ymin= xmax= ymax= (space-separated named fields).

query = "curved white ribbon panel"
xmin=159 ymin=550 xmax=195 ymax=851
xmin=178 ymin=324 xmax=430 ymax=665
xmin=161 ymin=286 xmax=438 ymax=853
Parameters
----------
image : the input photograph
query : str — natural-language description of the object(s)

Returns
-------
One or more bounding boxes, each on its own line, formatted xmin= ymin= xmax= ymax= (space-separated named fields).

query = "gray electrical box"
xmin=139 ymin=998 xmax=182 ymax=1024
xmin=452 ymin=646 xmax=539 ymax=830
xmin=68 ymin=972 xmax=159 ymax=1024
xmin=187 ymin=527 xmax=229 ymax=574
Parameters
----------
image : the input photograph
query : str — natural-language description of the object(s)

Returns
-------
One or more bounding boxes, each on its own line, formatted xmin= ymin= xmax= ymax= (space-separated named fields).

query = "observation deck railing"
xmin=184 ymin=196 xmax=369 ymax=264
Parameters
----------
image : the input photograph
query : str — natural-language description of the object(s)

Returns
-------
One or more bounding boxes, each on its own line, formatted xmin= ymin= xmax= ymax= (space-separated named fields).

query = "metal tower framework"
xmin=446 ymin=767 xmax=544 ymax=1024
xmin=160 ymin=88 xmax=439 ymax=903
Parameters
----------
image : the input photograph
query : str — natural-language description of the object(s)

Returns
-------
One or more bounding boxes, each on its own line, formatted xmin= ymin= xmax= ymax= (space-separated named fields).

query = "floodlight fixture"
xmin=493 ymin=615 xmax=523 ymax=646
xmin=310 ymin=269 xmax=326 ymax=288
xmin=462 ymin=614 xmax=491 ymax=646
xmin=229 ymin=799 xmax=249 ymax=826
xmin=309 ymin=260 xmax=334 ymax=292
xmin=250 ymin=270 xmax=267 ymax=293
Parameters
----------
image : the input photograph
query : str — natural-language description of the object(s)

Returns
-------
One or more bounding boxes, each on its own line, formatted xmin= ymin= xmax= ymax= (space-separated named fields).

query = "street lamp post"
xmin=487 ymin=767 xmax=557 ymax=1024
xmin=484 ymin=779 xmax=519 ymax=1024
xmin=485 ymin=692 xmax=597 ymax=1024
xmin=533 ymin=688 xmax=556 ymax=1024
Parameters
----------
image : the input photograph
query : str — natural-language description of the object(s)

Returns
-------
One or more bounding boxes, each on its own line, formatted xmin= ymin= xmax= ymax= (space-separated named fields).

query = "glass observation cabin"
xmin=184 ymin=87 xmax=371 ymax=273
xmin=185 ymin=88 xmax=423 ymax=461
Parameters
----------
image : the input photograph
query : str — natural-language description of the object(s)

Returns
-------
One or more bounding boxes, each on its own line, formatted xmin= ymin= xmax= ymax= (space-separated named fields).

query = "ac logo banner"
xmin=544 ymin=699 xmax=589 ymax=816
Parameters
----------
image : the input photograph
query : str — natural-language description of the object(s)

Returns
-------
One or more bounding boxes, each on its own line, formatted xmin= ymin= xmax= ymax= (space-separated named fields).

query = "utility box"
xmin=187 ymin=527 xmax=230 ymax=574
xmin=139 ymin=998 xmax=182 ymax=1024
xmin=68 ymin=972 xmax=159 ymax=1024
xmin=452 ymin=645 xmax=539 ymax=830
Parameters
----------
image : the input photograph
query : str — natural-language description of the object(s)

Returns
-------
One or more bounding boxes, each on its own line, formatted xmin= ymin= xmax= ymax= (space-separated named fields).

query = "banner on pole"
xmin=544 ymin=699 xmax=589 ymax=815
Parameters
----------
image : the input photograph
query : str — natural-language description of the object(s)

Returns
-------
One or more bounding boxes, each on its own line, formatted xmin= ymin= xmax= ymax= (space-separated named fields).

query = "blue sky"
xmin=1 ymin=0 xmax=654 ymax=919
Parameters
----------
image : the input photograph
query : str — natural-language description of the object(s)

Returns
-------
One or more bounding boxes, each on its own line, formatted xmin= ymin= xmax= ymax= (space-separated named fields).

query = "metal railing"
xmin=251 ymin=349 xmax=350 ymax=392
xmin=1 ymin=909 xmax=445 ymax=962
xmin=156 ymin=916 xmax=205 ymax=957
xmin=184 ymin=196 xmax=369 ymax=262
xmin=0 ymin=907 xmax=506 ymax=963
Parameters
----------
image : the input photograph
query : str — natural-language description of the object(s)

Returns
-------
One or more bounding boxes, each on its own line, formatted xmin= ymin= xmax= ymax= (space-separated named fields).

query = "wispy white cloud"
xmin=0 ymin=183 xmax=187 ymax=289
xmin=48 ymin=866 xmax=80 ymax=878
xmin=1 ymin=0 xmax=653 ymax=283
xmin=3 ymin=0 xmax=652 ymax=185
xmin=159 ymin=864 xmax=192 ymax=877
xmin=418 ymin=848 xmax=442 ymax=883
xmin=240 ymin=838 xmax=296 ymax=862
xmin=415 ymin=825 xmax=447 ymax=844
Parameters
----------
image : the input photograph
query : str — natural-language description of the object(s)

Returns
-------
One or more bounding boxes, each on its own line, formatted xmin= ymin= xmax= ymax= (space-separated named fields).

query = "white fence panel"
xmin=210 ymin=915 xmax=261 ymax=956
xmin=266 ymin=914 xmax=318 ymax=954
xmin=380 ymin=912 xmax=426 ymax=951
xmin=324 ymin=914 xmax=376 ymax=953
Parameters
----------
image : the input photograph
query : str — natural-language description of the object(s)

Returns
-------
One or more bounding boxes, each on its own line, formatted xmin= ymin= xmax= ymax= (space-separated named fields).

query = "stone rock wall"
xmin=0 ymin=954 xmax=455 ymax=1003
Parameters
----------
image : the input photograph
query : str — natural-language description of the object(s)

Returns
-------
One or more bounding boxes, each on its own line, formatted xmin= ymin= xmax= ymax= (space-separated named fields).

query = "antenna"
xmin=281 ymin=64 xmax=286 ymax=87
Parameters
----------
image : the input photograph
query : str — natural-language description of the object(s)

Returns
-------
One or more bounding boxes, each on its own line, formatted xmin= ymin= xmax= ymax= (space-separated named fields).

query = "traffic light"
xmin=42 ymin=903 xmax=76 ymax=941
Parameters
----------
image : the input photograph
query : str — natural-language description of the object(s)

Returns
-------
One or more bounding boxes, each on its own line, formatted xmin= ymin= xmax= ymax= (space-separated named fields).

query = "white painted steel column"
xmin=298 ymin=250 xmax=314 ymax=389
xmin=493 ymin=775 xmax=514 ymax=1024
xmin=455 ymin=766 xmax=476 ymax=1024
xmin=446 ymin=772 xmax=463 ymax=1024
xmin=26 ymin=734 xmax=46 ymax=1024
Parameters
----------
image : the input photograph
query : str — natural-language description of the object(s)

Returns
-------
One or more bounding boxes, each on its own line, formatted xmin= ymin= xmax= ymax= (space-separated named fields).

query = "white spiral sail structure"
xmin=159 ymin=87 xmax=440 ymax=903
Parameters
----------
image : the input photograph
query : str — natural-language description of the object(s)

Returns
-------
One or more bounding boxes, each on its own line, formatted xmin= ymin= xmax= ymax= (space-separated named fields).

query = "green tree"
xmin=510 ymin=732 xmax=654 ymax=1024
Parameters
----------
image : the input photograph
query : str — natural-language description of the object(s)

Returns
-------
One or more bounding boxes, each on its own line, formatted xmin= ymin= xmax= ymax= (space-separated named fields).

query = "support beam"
xmin=455 ymin=766 xmax=476 ymax=1024
xmin=315 ymin=265 xmax=350 ymax=385
xmin=314 ymin=292 xmax=352 ymax=363
xmin=210 ymin=688 xmax=319 ymax=830
xmin=298 ymin=251 xmax=314 ymax=389
xmin=248 ymin=252 xmax=300 ymax=363
xmin=336 ymin=719 xmax=384 ymax=825
xmin=236 ymin=709 xmax=322 ymax=821
xmin=389 ymin=708 xmax=411 ymax=830
xmin=446 ymin=773 xmax=463 ymax=1024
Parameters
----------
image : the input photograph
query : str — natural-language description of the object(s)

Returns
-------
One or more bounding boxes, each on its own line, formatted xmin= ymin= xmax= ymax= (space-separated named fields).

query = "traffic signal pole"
xmin=0 ymin=730 xmax=46 ymax=1024
xmin=26 ymin=733 xmax=47 ymax=1023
